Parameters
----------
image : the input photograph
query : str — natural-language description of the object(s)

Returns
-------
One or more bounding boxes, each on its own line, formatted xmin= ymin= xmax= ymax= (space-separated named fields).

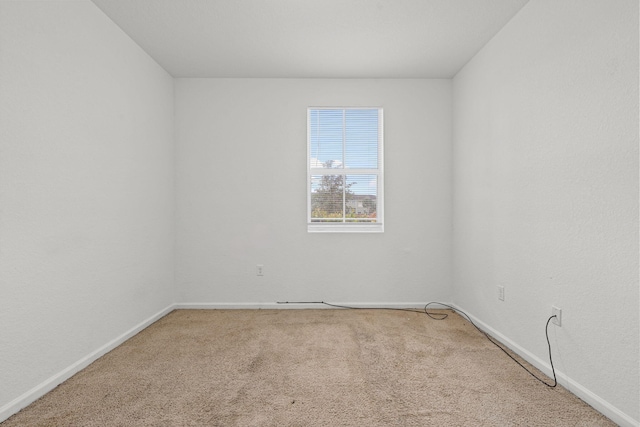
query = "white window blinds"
xmin=307 ymin=108 xmax=383 ymax=232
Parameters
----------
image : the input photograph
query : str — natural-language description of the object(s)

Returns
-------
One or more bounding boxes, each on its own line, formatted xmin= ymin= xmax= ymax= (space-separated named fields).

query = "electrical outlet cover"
xmin=551 ymin=306 xmax=562 ymax=326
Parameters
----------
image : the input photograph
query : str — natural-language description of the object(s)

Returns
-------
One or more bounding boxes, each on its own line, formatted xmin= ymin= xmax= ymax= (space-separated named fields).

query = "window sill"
xmin=307 ymin=223 xmax=384 ymax=233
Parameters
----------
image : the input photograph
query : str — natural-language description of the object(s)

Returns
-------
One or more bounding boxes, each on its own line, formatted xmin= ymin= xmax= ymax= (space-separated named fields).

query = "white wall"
xmin=175 ymin=79 xmax=452 ymax=305
xmin=452 ymin=0 xmax=638 ymax=424
xmin=0 ymin=0 xmax=175 ymax=417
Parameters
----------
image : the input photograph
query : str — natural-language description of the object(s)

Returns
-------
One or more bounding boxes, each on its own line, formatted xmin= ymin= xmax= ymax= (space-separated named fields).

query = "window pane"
xmin=310 ymin=174 xmax=344 ymax=221
xmin=309 ymin=109 xmax=343 ymax=169
xmin=345 ymin=175 xmax=377 ymax=222
xmin=345 ymin=109 xmax=378 ymax=169
xmin=307 ymin=107 xmax=383 ymax=232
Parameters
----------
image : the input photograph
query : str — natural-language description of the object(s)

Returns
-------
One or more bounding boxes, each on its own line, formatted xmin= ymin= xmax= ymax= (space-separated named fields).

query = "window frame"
xmin=307 ymin=107 xmax=384 ymax=233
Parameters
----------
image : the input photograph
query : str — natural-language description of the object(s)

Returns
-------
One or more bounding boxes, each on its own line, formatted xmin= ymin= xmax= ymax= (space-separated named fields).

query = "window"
xmin=307 ymin=107 xmax=383 ymax=232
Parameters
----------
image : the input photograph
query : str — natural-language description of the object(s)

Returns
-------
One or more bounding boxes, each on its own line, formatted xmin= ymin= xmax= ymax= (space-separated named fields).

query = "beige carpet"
xmin=3 ymin=309 xmax=614 ymax=426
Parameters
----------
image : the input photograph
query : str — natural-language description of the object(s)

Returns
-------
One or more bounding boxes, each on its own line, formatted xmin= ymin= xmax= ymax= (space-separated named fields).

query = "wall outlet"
xmin=497 ymin=285 xmax=505 ymax=301
xmin=256 ymin=264 xmax=264 ymax=276
xmin=551 ymin=306 xmax=562 ymax=326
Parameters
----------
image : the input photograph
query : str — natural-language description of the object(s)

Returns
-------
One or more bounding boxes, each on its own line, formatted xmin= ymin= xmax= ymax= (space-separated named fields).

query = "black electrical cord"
xmin=276 ymin=300 xmax=558 ymax=388
xmin=277 ymin=301 xmax=425 ymax=313
xmin=423 ymin=302 xmax=557 ymax=388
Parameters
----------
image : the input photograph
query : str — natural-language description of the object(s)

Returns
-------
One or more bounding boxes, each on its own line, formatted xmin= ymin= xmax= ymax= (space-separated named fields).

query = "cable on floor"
xmin=423 ymin=302 xmax=557 ymax=388
xmin=276 ymin=300 xmax=558 ymax=388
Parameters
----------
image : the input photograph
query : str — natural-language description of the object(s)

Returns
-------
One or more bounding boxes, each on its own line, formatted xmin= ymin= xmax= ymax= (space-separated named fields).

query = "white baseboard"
xmin=0 ymin=303 xmax=176 ymax=424
xmin=451 ymin=303 xmax=639 ymax=427
xmin=174 ymin=301 xmax=442 ymax=310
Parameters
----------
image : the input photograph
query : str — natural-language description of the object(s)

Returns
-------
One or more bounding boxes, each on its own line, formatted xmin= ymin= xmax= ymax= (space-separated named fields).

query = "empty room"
xmin=1 ymin=0 xmax=638 ymax=425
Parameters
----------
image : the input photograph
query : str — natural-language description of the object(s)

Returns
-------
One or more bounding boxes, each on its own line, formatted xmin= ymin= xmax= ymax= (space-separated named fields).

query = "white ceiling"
xmin=90 ymin=0 xmax=530 ymax=78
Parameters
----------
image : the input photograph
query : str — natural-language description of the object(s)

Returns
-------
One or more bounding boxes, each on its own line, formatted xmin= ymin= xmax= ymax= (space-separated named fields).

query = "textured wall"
xmin=0 ymin=0 xmax=175 ymax=412
xmin=452 ymin=0 xmax=638 ymax=423
xmin=175 ymin=79 xmax=452 ymax=305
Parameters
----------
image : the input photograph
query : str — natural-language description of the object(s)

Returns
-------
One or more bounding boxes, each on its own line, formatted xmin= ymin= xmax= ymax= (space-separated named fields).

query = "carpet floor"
xmin=2 ymin=309 xmax=614 ymax=426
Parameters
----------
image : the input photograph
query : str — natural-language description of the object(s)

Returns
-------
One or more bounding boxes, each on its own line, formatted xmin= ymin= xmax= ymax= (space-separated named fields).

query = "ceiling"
xmin=90 ymin=0 xmax=530 ymax=79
